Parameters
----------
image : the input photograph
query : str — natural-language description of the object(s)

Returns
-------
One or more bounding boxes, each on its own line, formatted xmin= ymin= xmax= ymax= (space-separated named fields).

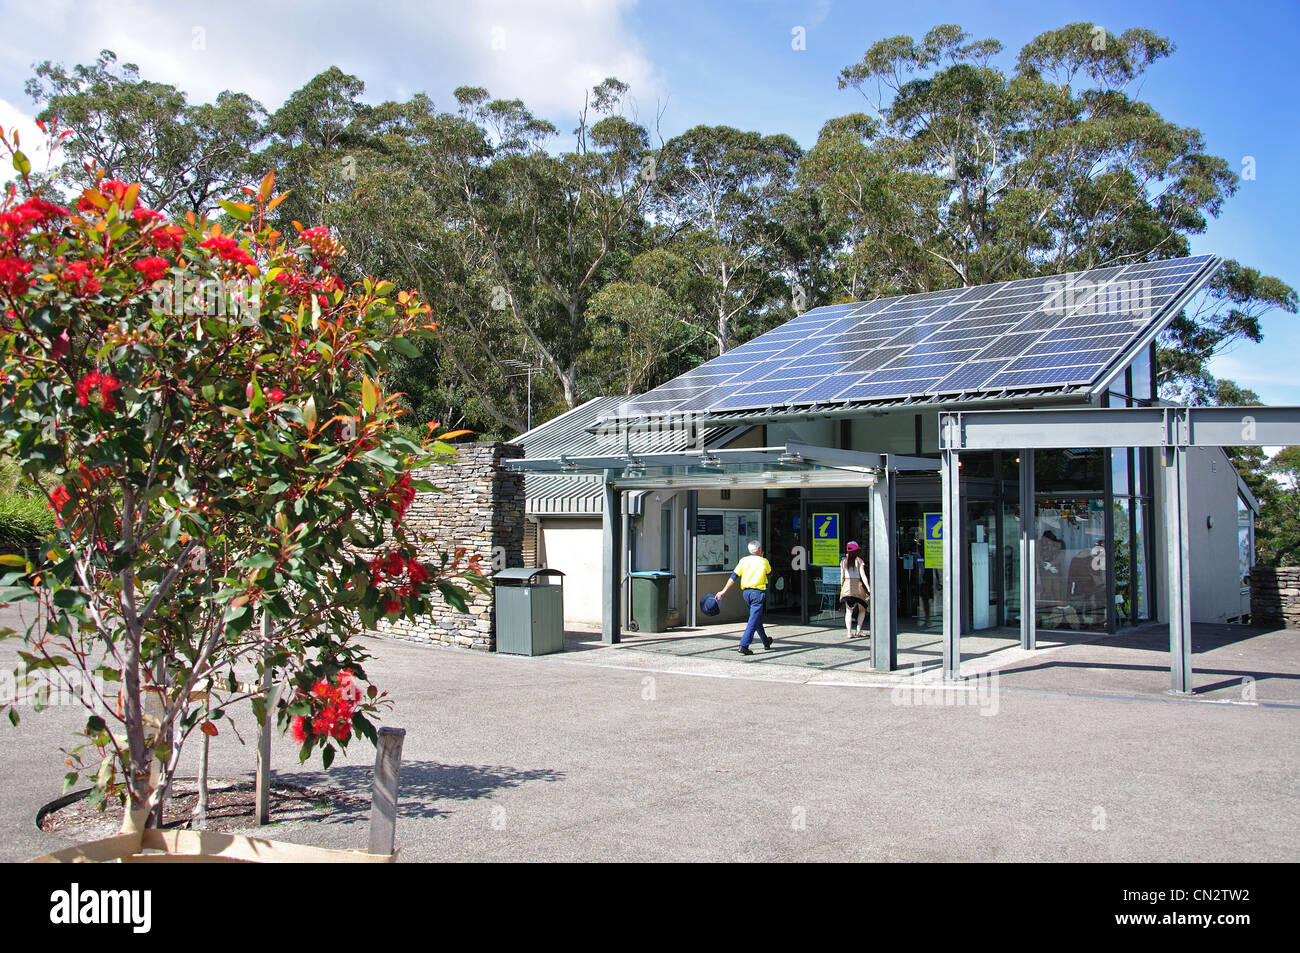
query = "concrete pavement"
xmin=1 ymin=603 xmax=1296 ymax=862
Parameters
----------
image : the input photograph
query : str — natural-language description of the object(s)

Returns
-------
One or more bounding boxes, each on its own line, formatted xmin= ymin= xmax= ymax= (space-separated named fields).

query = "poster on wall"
xmin=924 ymin=512 xmax=944 ymax=569
xmin=811 ymin=512 xmax=839 ymax=566
xmin=697 ymin=509 xmax=761 ymax=572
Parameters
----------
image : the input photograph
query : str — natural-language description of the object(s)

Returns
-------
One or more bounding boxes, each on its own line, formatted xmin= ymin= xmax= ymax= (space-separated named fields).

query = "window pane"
xmin=1131 ymin=348 xmax=1153 ymax=403
xmin=1113 ymin=497 xmax=1132 ymax=627
xmin=1036 ymin=448 xmax=1105 ymax=494
xmin=1111 ymin=449 xmax=1130 ymax=496
xmin=1035 ymin=498 xmax=1107 ymax=631
xmin=1134 ymin=501 xmax=1150 ymax=621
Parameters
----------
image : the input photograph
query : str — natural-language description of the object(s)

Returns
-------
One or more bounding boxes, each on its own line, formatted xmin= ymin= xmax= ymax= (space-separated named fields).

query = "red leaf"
xmin=200 ymin=721 xmax=218 ymax=737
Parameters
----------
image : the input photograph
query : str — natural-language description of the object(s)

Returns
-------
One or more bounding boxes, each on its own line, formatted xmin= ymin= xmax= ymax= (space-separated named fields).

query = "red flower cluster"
xmin=60 ymin=260 xmax=101 ymax=297
xmin=272 ymin=269 xmax=343 ymax=308
xmin=132 ymin=256 xmax=170 ymax=284
xmin=0 ymin=257 xmax=32 ymax=296
xmin=266 ymin=386 xmax=286 ymax=403
xmin=75 ymin=371 xmax=123 ymax=411
xmin=290 ymin=670 xmax=358 ymax=743
xmin=368 ymin=548 xmax=430 ymax=610
xmin=199 ymin=234 xmax=254 ymax=267
xmin=131 ymin=206 xmax=163 ymax=224
xmin=1 ymin=196 xmax=69 ymax=237
xmin=148 ymin=225 xmax=186 ymax=252
xmin=387 ymin=474 xmax=417 ymax=527
xmin=299 ymin=226 xmax=346 ymax=266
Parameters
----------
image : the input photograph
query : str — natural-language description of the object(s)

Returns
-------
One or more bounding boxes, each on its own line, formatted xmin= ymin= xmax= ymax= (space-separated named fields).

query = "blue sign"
xmin=924 ymin=513 xmax=943 ymax=541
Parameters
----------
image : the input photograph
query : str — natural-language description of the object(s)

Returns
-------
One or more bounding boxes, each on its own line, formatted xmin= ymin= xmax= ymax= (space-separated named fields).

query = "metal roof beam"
xmin=940 ymin=405 xmax=1300 ymax=451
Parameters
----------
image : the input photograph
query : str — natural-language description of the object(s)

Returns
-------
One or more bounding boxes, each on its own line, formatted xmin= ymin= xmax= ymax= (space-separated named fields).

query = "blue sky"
xmin=1 ymin=0 xmax=1295 ymax=403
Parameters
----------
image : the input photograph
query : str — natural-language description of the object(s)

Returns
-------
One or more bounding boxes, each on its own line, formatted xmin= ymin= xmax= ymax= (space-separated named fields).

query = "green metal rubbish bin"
xmin=629 ymin=570 xmax=673 ymax=634
xmin=494 ymin=568 xmax=565 ymax=656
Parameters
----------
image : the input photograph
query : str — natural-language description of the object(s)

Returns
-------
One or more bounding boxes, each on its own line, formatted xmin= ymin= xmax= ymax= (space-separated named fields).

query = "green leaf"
xmin=438 ymin=581 xmax=470 ymax=614
xmin=251 ymin=694 xmax=267 ymax=727
xmin=389 ymin=337 xmax=420 ymax=358
xmin=0 ymin=554 xmax=29 ymax=568
xmin=85 ymin=715 xmax=106 ymax=734
xmin=7 ymin=709 xmax=18 ymax=726
xmin=62 ymin=771 xmax=77 ymax=793
xmin=363 ymin=448 xmax=398 ymax=468
xmin=321 ymin=744 xmax=335 ymax=770
xmin=303 ymin=395 xmax=317 ymax=433
xmin=52 ymin=589 xmax=88 ymax=609
xmin=216 ymin=200 xmax=253 ymax=222
xmin=361 ymin=374 xmax=378 ymax=415
xmin=12 ymin=151 xmax=31 ymax=177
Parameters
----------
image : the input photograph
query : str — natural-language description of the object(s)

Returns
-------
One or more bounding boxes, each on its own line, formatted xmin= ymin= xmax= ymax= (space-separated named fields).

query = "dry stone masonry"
xmin=370 ymin=441 xmax=524 ymax=650
xmin=1250 ymin=566 xmax=1300 ymax=629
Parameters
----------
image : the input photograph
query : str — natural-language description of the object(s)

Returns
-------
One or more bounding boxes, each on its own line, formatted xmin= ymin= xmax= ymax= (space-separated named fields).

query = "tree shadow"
xmin=290 ymin=761 xmax=566 ymax=822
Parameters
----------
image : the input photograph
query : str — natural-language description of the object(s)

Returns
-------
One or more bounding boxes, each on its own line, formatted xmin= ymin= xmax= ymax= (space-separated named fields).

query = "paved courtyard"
xmin=1 ymin=604 xmax=1296 ymax=862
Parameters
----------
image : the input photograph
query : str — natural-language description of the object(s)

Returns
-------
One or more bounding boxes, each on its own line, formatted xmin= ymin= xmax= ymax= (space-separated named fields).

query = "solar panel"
xmin=607 ymin=255 xmax=1220 ymax=419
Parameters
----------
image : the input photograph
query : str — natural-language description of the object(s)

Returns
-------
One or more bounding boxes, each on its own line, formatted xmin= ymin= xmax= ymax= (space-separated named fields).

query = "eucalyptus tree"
xmin=650 ymin=125 xmax=803 ymax=354
xmin=260 ymin=66 xmax=371 ymax=229
xmin=808 ymin=23 xmax=1294 ymax=385
xmin=587 ymin=248 xmax=705 ymax=395
xmin=24 ymin=50 xmax=266 ymax=216
xmin=450 ymin=79 xmax=654 ymax=411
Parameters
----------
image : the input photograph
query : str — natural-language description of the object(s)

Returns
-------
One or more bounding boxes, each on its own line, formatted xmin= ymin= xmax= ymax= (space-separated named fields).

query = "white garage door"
xmin=539 ymin=519 xmax=602 ymax=626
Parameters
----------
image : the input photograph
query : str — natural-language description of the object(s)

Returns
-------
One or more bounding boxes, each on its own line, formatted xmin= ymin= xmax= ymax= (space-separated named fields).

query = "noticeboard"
xmin=696 ymin=508 xmax=761 ymax=572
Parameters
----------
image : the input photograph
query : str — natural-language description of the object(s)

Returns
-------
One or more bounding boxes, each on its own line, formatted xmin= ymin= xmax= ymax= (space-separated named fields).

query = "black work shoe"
xmin=762 ymin=636 xmax=773 ymax=650
xmin=738 ymin=646 xmax=753 ymax=656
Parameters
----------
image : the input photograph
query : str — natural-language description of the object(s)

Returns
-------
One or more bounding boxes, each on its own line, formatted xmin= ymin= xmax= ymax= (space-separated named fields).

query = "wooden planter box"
xmin=28 ymin=726 xmax=407 ymax=864
xmin=28 ymin=829 xmax=395 ymax=863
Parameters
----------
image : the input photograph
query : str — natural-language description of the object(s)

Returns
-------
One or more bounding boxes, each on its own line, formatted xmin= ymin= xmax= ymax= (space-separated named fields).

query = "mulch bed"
xmin=39 ymin=778 xmax=368 ymax=841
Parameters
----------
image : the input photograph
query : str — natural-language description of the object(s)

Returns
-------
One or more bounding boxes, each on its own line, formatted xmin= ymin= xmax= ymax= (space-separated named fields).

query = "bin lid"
xmin=493 ymin=567 xmax=565 ymax=585
xmin=629 ymin=570 xmax=674 ymax=579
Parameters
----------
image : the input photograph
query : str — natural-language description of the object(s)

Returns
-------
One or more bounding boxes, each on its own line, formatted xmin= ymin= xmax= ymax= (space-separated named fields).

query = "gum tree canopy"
xmin=802 ymin=23 xmax=1295 ymax=394
xmin=0 ymin=124 xmax=481 ymax=831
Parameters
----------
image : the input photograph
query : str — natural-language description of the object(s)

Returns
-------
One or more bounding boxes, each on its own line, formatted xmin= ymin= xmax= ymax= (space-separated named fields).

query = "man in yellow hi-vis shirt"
xmin=715 ymin=541 xmax=773 ymax=655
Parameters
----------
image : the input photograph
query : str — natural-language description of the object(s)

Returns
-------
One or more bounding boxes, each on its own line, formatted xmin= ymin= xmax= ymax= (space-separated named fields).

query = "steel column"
xmin=941 ymin=447 xmax=963 ymax=680
xmin=602 ymin=474 xmax=622 ymax=645
xmin=1163 ymin=446 xmax=1193 ymax=693
xmin=686 ymin=490 xmax=698 ymax=627
xmin=870 ymin=468 xmax=898 ymax=671
xmin=1019 ymin=449 xmax=1037 ymax=650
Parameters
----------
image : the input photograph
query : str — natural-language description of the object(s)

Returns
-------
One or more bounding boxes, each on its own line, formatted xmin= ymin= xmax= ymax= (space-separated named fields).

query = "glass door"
xmin=896 ymin=501 xmax=943 ymax=633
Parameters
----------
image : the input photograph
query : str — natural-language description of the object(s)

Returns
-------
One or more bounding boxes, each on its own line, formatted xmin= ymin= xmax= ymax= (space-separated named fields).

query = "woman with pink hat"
xmin=839 ymin=541 xmax=871 ymax=639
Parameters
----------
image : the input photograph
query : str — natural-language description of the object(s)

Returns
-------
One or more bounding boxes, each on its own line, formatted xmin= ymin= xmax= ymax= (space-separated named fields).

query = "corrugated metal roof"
xmin=513 ymin=397 xmax=748 ymax=515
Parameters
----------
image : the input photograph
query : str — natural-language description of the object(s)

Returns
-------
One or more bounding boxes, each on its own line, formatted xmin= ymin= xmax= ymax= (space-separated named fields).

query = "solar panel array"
xmin=612 ymin=255 xmax=1219 ymax=420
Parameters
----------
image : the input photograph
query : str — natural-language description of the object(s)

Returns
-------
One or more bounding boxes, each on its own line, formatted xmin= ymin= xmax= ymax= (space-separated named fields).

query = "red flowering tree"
xmin=0 ymin=123 xmax=482 ymax=832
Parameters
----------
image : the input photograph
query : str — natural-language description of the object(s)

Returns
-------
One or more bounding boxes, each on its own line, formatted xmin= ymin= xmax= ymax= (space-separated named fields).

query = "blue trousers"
xmin=740 ymin=588 xmax=767 ymax=648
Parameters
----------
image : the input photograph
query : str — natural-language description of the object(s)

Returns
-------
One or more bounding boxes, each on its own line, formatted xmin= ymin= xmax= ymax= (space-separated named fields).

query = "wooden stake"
xmin=367 ymin=727 xmax=405 ymax=855
xmin=254 ymin=612 xmax=274 ymax=825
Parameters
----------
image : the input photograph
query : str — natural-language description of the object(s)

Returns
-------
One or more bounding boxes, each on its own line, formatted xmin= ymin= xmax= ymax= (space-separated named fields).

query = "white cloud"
xmin=0 ymin=97 xmax=55 ymax=189
xmin=0 ymin=0 xmax=662 ymax=129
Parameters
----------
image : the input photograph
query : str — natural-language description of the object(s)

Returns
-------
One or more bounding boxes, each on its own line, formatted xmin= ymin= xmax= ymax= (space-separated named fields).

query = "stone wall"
xmin=1250 ymin=566 xmax=1300 ymax=629
xmin=370 ymin=442 xmax=524 ymax=650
